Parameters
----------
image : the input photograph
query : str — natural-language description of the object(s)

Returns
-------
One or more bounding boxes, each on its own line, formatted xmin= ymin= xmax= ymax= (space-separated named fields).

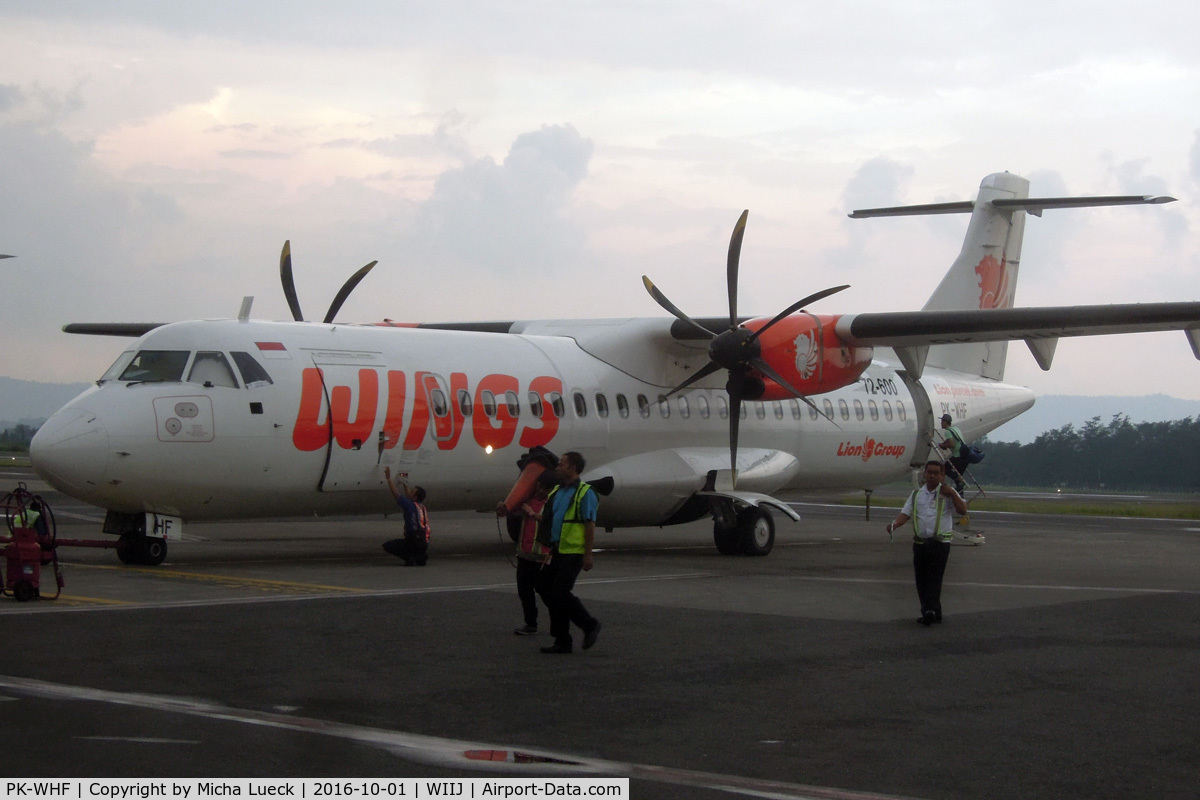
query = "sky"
xmin=2 ymin=1 xmax=1199 ymax=400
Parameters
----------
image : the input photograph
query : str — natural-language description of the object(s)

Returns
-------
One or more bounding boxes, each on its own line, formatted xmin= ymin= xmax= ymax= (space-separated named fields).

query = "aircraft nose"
xmin=30 ymin=408 xmax=109 ymax=496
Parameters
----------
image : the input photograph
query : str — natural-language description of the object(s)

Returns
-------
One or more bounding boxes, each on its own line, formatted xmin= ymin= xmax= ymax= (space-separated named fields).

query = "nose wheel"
xmin=116 ymin=535 xmax=168 ymax=566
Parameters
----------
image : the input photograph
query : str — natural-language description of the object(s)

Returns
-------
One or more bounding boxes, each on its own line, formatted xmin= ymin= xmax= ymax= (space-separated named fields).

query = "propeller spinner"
xmin=642 ymin=211 xmax=848 ymax=486
xmin=279 ymin=240 xmax=379 ymax=324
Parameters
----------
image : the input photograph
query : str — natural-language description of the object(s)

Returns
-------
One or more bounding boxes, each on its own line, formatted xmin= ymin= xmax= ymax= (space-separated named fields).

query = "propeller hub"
xmin=709 ymin=327 xmax=761 ymax=372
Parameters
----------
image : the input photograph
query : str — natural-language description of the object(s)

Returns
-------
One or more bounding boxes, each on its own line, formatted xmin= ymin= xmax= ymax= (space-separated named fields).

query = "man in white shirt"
xmin=886 ymin=460 xmax=968 ymax=626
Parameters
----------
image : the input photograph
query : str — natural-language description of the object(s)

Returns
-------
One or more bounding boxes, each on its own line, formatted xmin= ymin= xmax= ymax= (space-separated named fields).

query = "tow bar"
xmin=1 ymin=483 xmax=125 ymax=601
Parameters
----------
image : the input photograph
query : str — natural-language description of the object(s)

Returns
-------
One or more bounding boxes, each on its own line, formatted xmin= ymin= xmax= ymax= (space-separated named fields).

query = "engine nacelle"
xmin=743 ymin=313 xmax=872 ymax=400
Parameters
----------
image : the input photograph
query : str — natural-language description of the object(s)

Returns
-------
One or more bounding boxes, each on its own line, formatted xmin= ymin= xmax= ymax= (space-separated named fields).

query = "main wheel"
xmin=737 ymin=507 xmax=775 ymax=557
xmin=713 ymin=522 xmax=742 ymax=555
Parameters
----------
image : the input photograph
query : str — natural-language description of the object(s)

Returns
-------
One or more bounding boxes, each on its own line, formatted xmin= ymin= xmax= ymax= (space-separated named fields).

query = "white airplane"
xmin=30 ymin=172 xmax=1200 ymax=565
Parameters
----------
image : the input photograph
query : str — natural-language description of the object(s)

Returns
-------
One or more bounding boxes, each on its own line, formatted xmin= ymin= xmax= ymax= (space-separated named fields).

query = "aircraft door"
xmin=309 ymin=351 xmax=387 ymax=492
xmin=897 ymin=370 xmax=935 ymax=467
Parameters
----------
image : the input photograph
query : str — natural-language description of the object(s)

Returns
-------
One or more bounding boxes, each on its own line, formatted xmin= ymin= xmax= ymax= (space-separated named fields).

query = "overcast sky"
xmin=2 ymin=1 xmax=1199 ymax=400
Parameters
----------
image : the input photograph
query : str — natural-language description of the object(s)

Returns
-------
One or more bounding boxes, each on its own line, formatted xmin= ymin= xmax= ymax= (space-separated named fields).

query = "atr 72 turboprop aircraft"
xmin=30 ymin=172 xmax=1200 ymax=565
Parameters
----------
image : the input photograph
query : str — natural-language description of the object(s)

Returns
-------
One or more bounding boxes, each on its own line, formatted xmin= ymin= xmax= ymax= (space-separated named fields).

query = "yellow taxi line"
xmin=71 ymin=563 xmax=372 ymax=594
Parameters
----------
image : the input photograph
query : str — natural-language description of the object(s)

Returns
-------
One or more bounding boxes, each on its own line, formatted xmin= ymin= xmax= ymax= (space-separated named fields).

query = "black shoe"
xmin=540 ymin=643 xmax=573 ymax=654
xmin=514 ymin=625 xmax=538 ymax=636
xmin=920 ymin=611 xmax=936 ymax=627
xmin=582 ymin=621 xmax=601 ymax=650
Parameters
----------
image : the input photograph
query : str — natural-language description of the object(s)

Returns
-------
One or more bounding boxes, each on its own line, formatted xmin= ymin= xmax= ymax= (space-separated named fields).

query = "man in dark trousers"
xmin=885 ymin=460 xmax=967 ymax=626
xmin=382 ymin=466 xmax=429 ymax=566
xmin=535 ymin=451 xmax=602 ymax=654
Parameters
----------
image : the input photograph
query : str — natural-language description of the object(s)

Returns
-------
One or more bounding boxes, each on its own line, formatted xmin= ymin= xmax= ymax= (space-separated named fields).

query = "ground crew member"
xmin=382 ymin=467 xmax=430 ymax=566
xmin=885 ymin=460 xmax=967 ymax=626
xmin=937 ymin=413 xmax=970 ymax=494
xmin=510 ymin=472 xmax=554 ymax=635
xmin=534 ymin=451 xmax=601 ymax=654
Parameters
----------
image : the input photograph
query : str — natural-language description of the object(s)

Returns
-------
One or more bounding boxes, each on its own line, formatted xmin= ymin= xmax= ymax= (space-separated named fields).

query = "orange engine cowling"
xmin=742 ymin=313 xmax=872 ymax=400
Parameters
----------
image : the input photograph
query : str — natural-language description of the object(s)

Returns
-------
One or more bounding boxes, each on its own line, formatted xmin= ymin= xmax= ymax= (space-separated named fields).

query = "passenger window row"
xmin=451 ymin=389 xmax=907 ymax=425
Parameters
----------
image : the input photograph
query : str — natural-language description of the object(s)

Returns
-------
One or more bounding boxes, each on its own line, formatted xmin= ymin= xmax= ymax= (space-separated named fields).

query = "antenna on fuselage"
xmin=238 ymin=296 xmax=254 ymax=322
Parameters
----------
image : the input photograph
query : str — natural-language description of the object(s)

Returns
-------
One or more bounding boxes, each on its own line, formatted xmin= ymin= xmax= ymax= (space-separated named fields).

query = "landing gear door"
xmin=310 ymin=350 xmax=386 ymax=492
xmin=897 ymin=370 xmax=935 ymax=468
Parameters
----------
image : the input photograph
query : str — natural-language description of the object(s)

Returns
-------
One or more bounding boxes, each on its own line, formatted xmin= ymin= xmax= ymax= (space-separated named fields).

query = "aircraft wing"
xmin=833 ymin=301 xmax=1200 ymax=376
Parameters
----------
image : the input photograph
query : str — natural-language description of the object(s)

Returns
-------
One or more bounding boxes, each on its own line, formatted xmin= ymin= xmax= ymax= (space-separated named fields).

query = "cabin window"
xmin=897 ymin=401 xmax=907 ymax=421
xmin=678 ymin=396 xmax=690 ymax=418
xmin=740 ymin=403 xmax=748 ymax=420
xmin=808 ymin=403 xmax=819 ymax=421
xmin=118 ymin=350 xmax=189 ymax=383
xmin=882 ymin=400 xmax=893 ymax=421
xmin=853 ymin=399 xmax=864 ymax=421
xmin=773 ymin=401 xmax=784 ymax=420
xmin=697 ymin=395 xmax=710 ymax=419
xmin=430 ymin=389 xmax=449 ymax=417
xmin=790 ymin=399 xmax=802 ymax=420
xmin=717 ymin=396 xmax=729 ymax=419
xmin=616 ymin=394 xmax=630 ymax=418
xmin=822 ymin=399 xmax=834 ymax=419
xmin=528 ymin=392 xmax=543 ymax=418
xmin=458 ymin=389 xmax=473 ymax=416
xmin=504 ymin=391 xmax=520 ymax=417
xmin=755 ymin=402 xmax=766 ymax=420
xmin=596 ymin=393 xmax=609 ymax=418
xmin=637 ymin=394 xmax=651 ymax=418
xmin=868 ymin=399 xmax=879 ymax=421
xmin=838 ymin=399 xmax=850 ymax=421
xmin=548 ymin=392 xmax=566 ymax=418
xmin=188 ymin=352 xmax=239 ymax=388
xmin=658 ymin=395 xmax=671 ymax=418
xmin=231 ymin=352 xmax=274 ymax=388
xmin=481 ymin=390 xmax=497 ymax=417
xmin=573 ymin=392 xmax=588 ymax=418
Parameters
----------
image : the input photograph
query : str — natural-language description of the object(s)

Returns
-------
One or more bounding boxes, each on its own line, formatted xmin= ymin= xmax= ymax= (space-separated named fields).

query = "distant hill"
xmin=986 ymin=394 xmax=1200 ymax=444
xmin=0 ymin=376 xmax=90 ymax=429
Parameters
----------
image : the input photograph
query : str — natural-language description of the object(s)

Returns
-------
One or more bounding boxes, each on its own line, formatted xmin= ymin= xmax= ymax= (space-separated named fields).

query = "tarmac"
xmin=1 ymin=466 xmax=1198 ymax=799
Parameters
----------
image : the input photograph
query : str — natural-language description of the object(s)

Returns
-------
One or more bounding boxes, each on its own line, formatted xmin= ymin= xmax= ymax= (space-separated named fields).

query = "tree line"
xmin=0 ymin=424 xmax=37 ymax=452
xmin=973 ymin=415 xmax=1200 ymax=492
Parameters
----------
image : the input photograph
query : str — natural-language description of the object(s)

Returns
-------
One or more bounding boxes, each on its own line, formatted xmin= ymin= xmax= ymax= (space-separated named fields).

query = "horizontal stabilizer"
xmin=850 ymin=193 xmax=1175 ymax=219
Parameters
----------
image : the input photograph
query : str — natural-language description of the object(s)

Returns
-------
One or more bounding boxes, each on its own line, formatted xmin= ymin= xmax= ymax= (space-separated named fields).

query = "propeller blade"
xmin=280 ymin=241 xmax=304 ymax=322
xmin=727 ymin=389 xmax=742 ymax=488
xmin=662 ymin=361 xmax=723 ymax=398
xmin=323 ymin=261 xmax=378 ymax=324
xmin=749 ymin=357 xmax=837 ymax=426
xmin=746 ymin=284 xmax=851 ymax=343
xmin=642 ymin=276 xmax=715 ymax=339
xmin=727 ymin=210 xmax=748 ymax=329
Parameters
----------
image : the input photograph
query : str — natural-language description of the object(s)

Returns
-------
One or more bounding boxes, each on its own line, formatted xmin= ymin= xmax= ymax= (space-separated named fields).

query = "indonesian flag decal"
xmin=255 ymin=341 xmax=291 ymax=360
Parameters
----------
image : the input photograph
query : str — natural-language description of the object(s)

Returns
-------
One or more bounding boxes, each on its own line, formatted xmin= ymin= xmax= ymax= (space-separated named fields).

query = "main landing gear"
xmin=712 ymin=504 xmax=775 ymax=557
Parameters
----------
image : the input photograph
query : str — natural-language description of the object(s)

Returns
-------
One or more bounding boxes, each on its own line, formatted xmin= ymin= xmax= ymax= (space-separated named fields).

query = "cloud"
xmin=402 ymin=124 xmax=594 ymax=279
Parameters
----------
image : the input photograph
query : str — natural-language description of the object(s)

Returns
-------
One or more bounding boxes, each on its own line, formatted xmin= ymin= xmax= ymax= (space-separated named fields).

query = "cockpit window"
xmin=188 ymin=352 xmax=240 ymax=388
xmin=118 ymin=350 xmax=190 ymax=383
xmin=231 ymin=351 xmax=274 ymax=388
xmin=99 ymin=351 xmax=136 ymax=384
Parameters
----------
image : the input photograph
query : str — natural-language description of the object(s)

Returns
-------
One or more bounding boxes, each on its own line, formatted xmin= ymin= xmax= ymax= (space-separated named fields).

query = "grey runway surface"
xmin=1 ymin=468 xmax=1199 ymax=799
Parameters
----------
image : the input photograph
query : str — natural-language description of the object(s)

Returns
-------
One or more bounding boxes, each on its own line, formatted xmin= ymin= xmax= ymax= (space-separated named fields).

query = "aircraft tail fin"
xmin=849 ymin=172 xmax=1175 ymax=380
